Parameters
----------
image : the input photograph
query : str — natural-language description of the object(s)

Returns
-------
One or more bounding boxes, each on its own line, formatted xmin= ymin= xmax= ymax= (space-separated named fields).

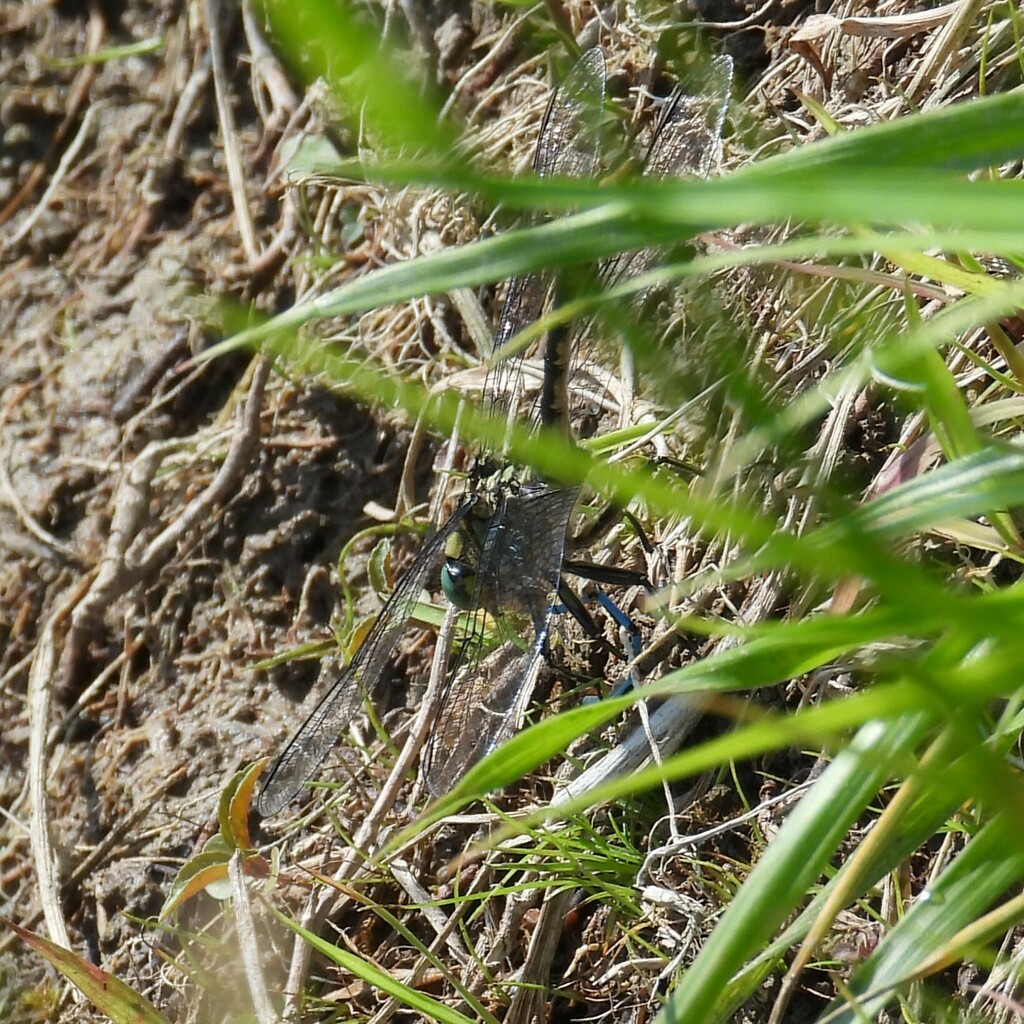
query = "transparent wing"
xmin=565 ymin=55 xmax=733 ymax=431
xmin=484 ymin=47 xmax=607 ymax=429
xmin=257 ymin=500 xmax=473 ymax=816
xmin=605 ymin=54 xmax=733 ymax=281
xmin=644 ymin=54 xmax=732 ymax=182
xmin=478 ymin=483 xmax=581 ymax=628
xmin=422 ymin=483 xmax=579 ymax=794
xmin=423 ymin=640 xmax=547 ymax=797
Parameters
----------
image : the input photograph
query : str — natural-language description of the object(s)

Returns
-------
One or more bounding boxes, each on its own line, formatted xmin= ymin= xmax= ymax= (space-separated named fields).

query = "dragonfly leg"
xmin=570 ymin=502 xmax=655 ymax=554
xmin=594 ymin=590 xmax=643 ymax=661
xmin=552 ymin=571 xmax=646 ymax=663
xmin=562 ymin=557 xmax=652 ymax=592
xmin=622 ymin=507 xmax=655 ymax=554
xmin=552 ymin=579 xmax=622 ymax=659
xmin=576 ymin=593 xmax=643 ymax=703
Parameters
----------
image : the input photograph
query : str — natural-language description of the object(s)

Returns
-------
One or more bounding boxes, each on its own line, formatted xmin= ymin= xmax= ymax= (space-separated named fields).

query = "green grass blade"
xmin=822 ymin=815 xmax=1024 ymax=1023
xmin=269 ymin=905 xmax=479 ymax=1024
xmin=655 ymin=715 xmax=932 ymax=1024
xmin=717 ymin=753 xmax=989 ymax=1018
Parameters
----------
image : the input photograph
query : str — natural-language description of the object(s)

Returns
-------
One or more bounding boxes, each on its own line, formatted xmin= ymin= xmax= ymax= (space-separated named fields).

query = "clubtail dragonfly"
xmin=257 ymin=47 xmax=732 ymax=815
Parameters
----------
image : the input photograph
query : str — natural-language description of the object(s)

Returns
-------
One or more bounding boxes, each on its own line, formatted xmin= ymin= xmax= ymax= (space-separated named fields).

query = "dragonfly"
xmin=257 ymin=47 xmax=732 ymax=815
xmin=421 ymin=52 xmax=734 ymax=795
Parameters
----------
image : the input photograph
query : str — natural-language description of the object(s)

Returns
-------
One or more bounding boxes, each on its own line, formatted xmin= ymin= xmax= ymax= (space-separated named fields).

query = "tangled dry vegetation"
xmin=1 ymin=1 xmax=1021 ymax=1022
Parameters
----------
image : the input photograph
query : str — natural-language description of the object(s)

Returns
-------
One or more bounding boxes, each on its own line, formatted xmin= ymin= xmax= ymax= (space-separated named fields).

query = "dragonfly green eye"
xmin=441 ymin=558 xmax=475 ymax=610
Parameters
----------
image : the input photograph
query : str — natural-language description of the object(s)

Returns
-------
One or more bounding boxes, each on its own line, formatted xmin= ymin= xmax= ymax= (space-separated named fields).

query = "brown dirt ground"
xmin=0 ymin=1 xmax=1013 ymax=1022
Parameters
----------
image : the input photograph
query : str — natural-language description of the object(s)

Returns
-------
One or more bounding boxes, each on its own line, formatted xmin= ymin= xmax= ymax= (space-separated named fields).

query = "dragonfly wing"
xmin=600 ymin=55 xmax=733 ymax=291
xmin=483 ymin=484 xmax=580 ymax=632
xmin=484 ymin=48 xmax=607 ymax=423
xmin=642 ymin=54 xmax=732 ymax=182
xmin=565 ymin=55 xmax=733 ymax=432
xmin=423 ymin=639 xmax=546 ymax=797
xmin=257 ymin=500 xmax=473 ymax=816
xmin=531 ymin=48 xmax=607 ymax=186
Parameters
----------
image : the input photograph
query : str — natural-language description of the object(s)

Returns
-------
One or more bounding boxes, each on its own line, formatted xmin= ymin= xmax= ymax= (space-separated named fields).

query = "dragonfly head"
xmin=440 ymin=558 xmax=475 ymax=610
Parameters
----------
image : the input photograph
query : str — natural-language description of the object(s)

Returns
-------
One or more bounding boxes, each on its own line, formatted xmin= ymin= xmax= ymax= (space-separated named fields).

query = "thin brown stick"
xmin=205 ymin=0 xmax=259 ymax=261
xmin=231 ymin=851 xmax=277 ymax=1024
xmin=27 ymin=575 xmax=93 ymax=972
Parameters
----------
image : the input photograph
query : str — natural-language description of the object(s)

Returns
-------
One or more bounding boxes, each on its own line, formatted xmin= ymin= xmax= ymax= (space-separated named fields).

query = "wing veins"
xmin=257 ymin=501 xmax=473 ymax=815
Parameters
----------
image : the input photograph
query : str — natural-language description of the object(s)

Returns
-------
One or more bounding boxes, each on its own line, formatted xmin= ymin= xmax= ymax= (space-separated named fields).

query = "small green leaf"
xmin=367 ymin=536 xmax=391 ymax=597
xmin=270 ymin=908 xmax=479 ymax=1024
xmin=219 ymin=758 xmax=266 ymax=851
xmin=160 ymin=850 xmax=231 ymax=920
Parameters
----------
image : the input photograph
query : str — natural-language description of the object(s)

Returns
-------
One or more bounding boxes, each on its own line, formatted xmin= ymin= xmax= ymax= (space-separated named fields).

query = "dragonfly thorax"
xmin=439 ymin=485 xmax=510 ymax=612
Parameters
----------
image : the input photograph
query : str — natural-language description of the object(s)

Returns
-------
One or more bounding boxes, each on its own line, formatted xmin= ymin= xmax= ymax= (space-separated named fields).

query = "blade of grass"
xmin=718 ymin=742 xmax=1004 ymax=1018
xmin=821 ymin=813 xmax=1024 ymax=1023
xmin=655 ymin=714 xmax=933 ymax=1024
xmin=267 ymin=904 xmax=479 ymax=1024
